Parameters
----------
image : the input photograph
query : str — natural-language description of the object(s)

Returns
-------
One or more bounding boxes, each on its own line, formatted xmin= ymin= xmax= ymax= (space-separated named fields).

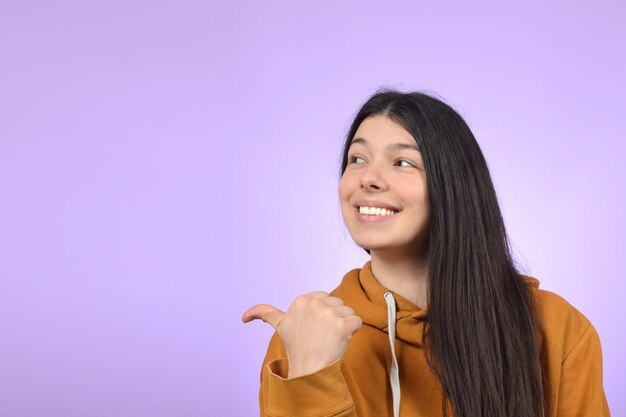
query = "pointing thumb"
xmin=241 ymin=304 xmax=285 ymax=330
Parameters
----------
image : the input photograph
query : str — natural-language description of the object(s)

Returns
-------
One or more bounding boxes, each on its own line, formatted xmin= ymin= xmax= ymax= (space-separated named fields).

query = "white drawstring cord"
xmin=384 ymin=291 xmax=400 ymax=417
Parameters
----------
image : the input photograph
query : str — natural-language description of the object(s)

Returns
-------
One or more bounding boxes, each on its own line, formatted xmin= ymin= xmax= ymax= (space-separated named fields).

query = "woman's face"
xmin=339 ymin=115 xmax=429 ymax=254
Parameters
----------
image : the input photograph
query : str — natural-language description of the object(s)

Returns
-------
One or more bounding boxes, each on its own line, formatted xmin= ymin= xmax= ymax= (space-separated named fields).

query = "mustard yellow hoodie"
xmin=258 ymin=261 xmax=610 ymax=417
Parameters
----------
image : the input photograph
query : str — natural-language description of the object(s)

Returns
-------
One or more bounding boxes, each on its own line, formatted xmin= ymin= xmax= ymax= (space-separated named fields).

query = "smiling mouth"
xmin=355 ymin=206 xmax=401 ymax=217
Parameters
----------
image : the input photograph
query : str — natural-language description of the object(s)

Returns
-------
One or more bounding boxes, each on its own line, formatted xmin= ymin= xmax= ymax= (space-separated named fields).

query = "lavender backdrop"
xmin=1 ymin=1 xmax=624 ymax=416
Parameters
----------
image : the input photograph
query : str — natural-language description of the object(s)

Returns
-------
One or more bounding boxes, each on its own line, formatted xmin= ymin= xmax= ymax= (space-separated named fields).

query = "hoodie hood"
xmin=332 ymin=260 xmax=541 ymax=417
xmin=332 ymin=260 xmax=541 ymax=347
xmin=331 ymin=260 xmax=539 ymax=417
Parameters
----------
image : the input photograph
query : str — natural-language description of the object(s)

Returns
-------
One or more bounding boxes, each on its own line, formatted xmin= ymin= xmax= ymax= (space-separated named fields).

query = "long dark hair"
xmin=339 ymin=88 xmax=546 ymax=417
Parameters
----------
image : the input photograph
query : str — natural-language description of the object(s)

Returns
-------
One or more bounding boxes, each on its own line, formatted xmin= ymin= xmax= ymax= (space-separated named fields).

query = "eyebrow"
xmin=349 ymin=137 xmax=420 ymax=153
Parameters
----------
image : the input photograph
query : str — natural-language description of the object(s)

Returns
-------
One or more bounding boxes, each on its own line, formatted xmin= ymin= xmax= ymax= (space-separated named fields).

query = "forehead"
xmin=350 ymin=115 xmax=419 ymax=152
xmin=352 ymin=115 xmax=416 ymax=147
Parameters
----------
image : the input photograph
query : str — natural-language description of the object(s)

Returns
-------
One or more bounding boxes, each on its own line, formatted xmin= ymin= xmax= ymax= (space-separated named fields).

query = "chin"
xmin=354 ymin=239 xmax=395 ymax=252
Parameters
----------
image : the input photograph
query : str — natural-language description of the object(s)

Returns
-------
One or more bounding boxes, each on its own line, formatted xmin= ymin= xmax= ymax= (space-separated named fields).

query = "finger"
xmin=343 ymin=315 xmax=363 ymax=334
xmin=321 ymin=296 xmax=344 ymax=307
xmin=332 ymin=305 xmax=356 ymax=317
xmin=304 ymin=291 xmax=330 ymax=299
xmin=242 ymin=304 xmax=285 ymax=329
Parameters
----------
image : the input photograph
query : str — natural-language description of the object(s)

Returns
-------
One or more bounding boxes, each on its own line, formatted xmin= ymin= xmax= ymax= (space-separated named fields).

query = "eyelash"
xmin=348 ymin=155 xmax=415 ymax=168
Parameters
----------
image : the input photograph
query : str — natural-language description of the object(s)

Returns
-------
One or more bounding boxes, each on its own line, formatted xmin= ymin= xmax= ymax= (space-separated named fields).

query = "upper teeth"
xmin=359 ymin=206 xmax=398 ymax=216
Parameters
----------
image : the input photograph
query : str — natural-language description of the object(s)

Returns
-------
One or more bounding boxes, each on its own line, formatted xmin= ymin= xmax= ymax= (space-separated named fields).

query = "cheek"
xmin=338 ymin=176 xmax=352 ymax=199
xmin=404 ymin=187 xmax=428 ymax=213
xmin=419 ymin=190 xmax=428 ymax=207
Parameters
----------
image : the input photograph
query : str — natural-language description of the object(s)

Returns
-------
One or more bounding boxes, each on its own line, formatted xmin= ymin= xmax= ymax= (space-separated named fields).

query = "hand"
xmin=242 ymin=291 xmax=362 ymax=378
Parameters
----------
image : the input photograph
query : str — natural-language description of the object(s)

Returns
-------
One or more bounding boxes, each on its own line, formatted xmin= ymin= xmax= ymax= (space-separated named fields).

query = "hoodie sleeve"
xmin=259 ymin=331 xmax=359 ymax=417
xmin=556 ymin=323 xmax=611 ymax=416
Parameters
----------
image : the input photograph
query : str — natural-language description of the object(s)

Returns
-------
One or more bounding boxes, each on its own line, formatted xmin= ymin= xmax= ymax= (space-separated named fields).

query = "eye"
xmin=396 ymin=159 xmax=415 ymax=168
xmin=349 ymin=155 xmax=365 ymax=164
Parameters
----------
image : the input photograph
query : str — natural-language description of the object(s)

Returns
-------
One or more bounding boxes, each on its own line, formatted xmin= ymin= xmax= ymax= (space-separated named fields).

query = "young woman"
xmin=242 ymin=90 xmax=611 ymax=417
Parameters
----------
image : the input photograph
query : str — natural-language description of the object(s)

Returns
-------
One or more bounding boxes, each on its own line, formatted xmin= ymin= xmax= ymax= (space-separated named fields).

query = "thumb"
xmin=241 ymin=304 xmax=285 ymax=329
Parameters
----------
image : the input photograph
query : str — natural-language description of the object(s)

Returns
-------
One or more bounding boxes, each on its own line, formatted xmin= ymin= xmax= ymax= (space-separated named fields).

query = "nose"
xmin=360 ymin=162 xmax=387 ymax=192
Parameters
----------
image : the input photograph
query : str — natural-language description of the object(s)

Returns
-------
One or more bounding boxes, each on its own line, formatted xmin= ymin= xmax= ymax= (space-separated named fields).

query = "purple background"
xmin=1 ymin=1 xmax=624 ymax=416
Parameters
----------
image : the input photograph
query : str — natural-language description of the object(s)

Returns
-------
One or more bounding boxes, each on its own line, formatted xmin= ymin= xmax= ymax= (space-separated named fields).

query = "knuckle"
xmin=309 ymin=298 xmax=323 ymax=310
xmin=320 ymin=307 xmax=334 ymax=320
xmin=334 ymin=319 xmax=348 ymax=333
xmin=293 ymin=295 xmax=308 ymax=307
xmin=330 ymin=296 xmax=344 ymax=305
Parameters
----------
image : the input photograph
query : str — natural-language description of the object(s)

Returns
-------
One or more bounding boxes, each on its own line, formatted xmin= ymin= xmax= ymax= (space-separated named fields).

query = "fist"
xmin=242 ymin=291 xmax=362 ymax=378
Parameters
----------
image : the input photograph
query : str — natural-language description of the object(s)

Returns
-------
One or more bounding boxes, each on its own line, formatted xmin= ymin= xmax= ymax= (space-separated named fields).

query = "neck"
xmin=370 ymin=248 xmax=429 ymax=309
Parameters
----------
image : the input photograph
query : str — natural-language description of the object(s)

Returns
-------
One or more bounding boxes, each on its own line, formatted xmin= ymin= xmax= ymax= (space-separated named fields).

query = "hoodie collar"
xmin=334 ymin=260 xmax=428 ymax=347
